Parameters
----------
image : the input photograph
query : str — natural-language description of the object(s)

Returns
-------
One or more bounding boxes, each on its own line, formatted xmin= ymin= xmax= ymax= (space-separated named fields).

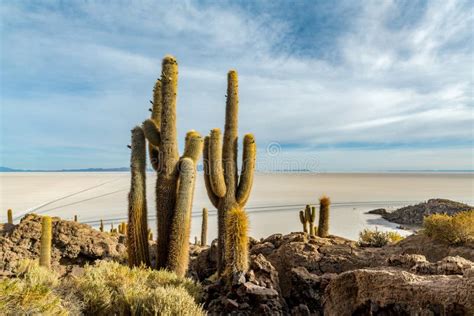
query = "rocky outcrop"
xmin=0 ymin=213 xmax=127 ymax=275
xmin=366 ymin=208 xmax=388 ymax=215
xmin=191 ymin=231 xmax=474 ymax=315
xmin=324 ymin=268 xmax=473 ymax=315
xmin=382 ymin=198 xmax=472 ymax=225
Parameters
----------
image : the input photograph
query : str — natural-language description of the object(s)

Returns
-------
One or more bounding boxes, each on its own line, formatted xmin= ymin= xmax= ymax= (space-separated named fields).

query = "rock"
xmin=324 ymin=268 xmax=474 ymax=315
xmin=250 ymin=242 xmax=275 ymax=256
xmin=387 ymin=253 xmax=428 ymax=269
xmin=382 ymin=198 xmax=472 ymax=226
xmin=366 ymin=208 xmax=387 ymax=215
xmin=0 ymin=213 xmax=126 ymax=274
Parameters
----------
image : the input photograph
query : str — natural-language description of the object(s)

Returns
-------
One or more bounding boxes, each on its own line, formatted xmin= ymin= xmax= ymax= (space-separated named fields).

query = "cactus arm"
xmin=208 ymin=128 xmax=227 ymax=197
xmin=182 ymin=130 xmax=203 ymax=163
xmin=236 ymin=134 xmax=256 ymax=206
xmin=222 ymin=70 xmax=239 ymax=196
xmin=203 ymin=136 xmax=219 ymax=208
xmin=167 ymin=157 xmax=195 ymax=277
xmin=148 ymin=79 xmax=162 ymax=171
xmin=127 ymin=126 xmax=150 ymax=267
xmin=143 ymin=119 xmax=161 ymax=147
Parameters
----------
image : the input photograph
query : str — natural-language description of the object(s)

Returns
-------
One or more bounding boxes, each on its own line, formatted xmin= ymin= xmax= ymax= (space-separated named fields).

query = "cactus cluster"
xmin=126 ymin=55 xmax=203 ymax=276
xmin=203 ymin=70 xmax=256 ymax=276
xmin=299 ymin=205 xmax=316 ymax=236
xmin=298 ymin=196 xmax=331 ymax=238
xmin=40 ymin=216 xmax=52 ymax=269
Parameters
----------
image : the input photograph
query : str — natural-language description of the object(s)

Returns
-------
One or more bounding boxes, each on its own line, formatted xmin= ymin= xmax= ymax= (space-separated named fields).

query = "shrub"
xmin=358 ymin=228 xmax=404 ymax=247
xmin=73 ymin=260 xmax=204 ymax=315
xmin=423 ymin=210 xmax=474 ymax=245
xmin=0 ymin=260 xmax=79 ymax=315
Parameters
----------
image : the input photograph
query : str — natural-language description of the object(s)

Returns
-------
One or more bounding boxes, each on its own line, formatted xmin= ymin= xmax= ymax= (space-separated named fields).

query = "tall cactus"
xmin=318 ymin=196 xmax=331 ymax=238
xmin=127 ymin=126 xmax=150 ymax=267
xmin=201 ymin=208 xmax=208 ymax=246
xmin=203 ymin=70 xmax=256 ymax=275
xmin=225 ymin=207 xmax=249 ymax=276
xmin=141 ymin=55 xmax=203 ymax=275
xmin=39 ymin=216 xmax=52 ymax=269
xmin=7 ymin=209 xmax=13 ymax=224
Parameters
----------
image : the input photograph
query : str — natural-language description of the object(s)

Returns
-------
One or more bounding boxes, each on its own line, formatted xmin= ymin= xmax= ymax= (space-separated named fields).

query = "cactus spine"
xmin=39 ymin=216 xmax=52 ymax=269
xmin=225 ymin=207 xmax=249 ymax=276
xmin=7 ymin=209 xmax=13 ymax=224
xmin=318 ymin=196 xmax=331 ymax=238
xmin=140 ymin=56 xmax=203 ymax=276
xmin=201 ymin=208 xmax=208 ymax=246
xmin=127 ymin=126 xmax=151 ymax=268
xmin=203 ymin=70 xmax=256 ymax=275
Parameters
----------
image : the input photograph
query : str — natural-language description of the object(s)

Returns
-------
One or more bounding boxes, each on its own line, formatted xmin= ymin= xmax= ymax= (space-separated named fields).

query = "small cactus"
xmin=194 ymin=236 xmax=198 ymax=245
xmin=74 ymin=215 xmax=77 ymax=222
xmin=148 ymin=228 xmax=153 ymax=241
xmin=299 ymin=210 xmax=308 ymax=233
xmin=7 ymin=209 xmax=13 ymax=224
xmin=99 ymin=220 xmax=104 ymax=232
xmin=225 ymin=207 xmax=249 ymax=276
xmin=318 ymin=196 xmax=331 ymax=238
xmin=39 ymin=216 xmax=52 ymax=269
xmin=201 ymin=208 xmax=208 ymax=246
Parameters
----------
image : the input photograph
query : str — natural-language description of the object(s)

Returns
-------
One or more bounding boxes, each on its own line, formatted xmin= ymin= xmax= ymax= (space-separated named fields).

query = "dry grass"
xmin=423 ymin=210 xmax=474 ymax=245
xmin=358 ymin=228 xmax=404 ymax=247
xmin=73 ymin=260 xmax=204 ymax=315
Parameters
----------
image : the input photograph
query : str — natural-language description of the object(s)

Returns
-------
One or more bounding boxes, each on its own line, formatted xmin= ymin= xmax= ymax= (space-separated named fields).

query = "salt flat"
xmin=1 ymin=172 xmax=473 ymax=241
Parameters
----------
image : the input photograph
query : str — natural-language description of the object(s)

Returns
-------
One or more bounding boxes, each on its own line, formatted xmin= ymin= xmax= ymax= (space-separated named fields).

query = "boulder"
xmin=324 ymin=268 xmax=474 ymax=315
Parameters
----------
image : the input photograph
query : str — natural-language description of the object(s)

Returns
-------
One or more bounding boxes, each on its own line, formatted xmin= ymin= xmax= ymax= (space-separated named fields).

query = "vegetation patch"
xmin=423 ymin=210 xmax=474 ymax=245
xmin=358 ymin=229 xmax=404 ymax=247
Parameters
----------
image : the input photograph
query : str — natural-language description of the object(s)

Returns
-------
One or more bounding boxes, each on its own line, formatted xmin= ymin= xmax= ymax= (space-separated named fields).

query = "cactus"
xmin=318 ymin=196 xmax=331 ymax=238
xmin=127 ymin=126 xmax=151 ymax=268
xmin=7 ymin=209 xmax=13 ymax=224
xmin=99 ymin=219 xmax=104 ymax=232
xmin=110 ymin=223 xmax=114 ymax=233
xmin=203 ymin=70 xmax=256 ymax=275
xmin=299 ymin=210 xmax=308 ymax=233
xmin=139 ymin=56 xmax=203 ymax=276
xmin=201 ymin=208 xmax=208 ymax=246
xmin=39 ymin=216 xmax=52 ymax=269
xmin=194 ymin=236 xmax=198 ymax=245
xmin=148 ymin=228 xmax=153 ymax=241
xmin=299 ymin=205 xmax=317 ymax=236
xmin=225 ymin=207 xmax=249 ymax=276
xmin=74 ymin=215 xmax=77 ymax=222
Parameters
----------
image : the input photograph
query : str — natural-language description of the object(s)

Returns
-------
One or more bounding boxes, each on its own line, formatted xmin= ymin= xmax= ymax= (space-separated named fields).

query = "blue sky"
xmin=0 ymin=0 xmax=473 ymax=171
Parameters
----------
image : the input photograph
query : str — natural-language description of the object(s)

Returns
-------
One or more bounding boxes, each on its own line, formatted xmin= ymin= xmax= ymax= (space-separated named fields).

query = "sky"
xmin=0 ymin=0 xmax=473 ymax=171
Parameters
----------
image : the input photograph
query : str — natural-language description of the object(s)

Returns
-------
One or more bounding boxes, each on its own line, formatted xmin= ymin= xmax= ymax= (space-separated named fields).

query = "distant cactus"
xmin=39 ymin=216 xmax=52 ymax=269
xmin=299 ymin=210 xmax=308 ymax=233
xmin=127 ymin=126 xmax=151 ymax=268
xmin=148 ymin=228 xmax=153 ymax=241
xmin=318 ymin=196 xmax=331 ymax=238
xmin=201 ymin=208 xmax=208 ymax=246
xmin=203 ymin=70 xmax=256 ymax=275
xmin=299 ymin=205 xmax=316 ymax=236
xmin=194 ymin=236 xmax=198 ymax=245
xmin=140 ymin=56 xmax=203 ymax=275
xmin=99 ymin=219 xmax=104 ymax=232
xmin=7 ymin=209 xmax=13 ymax=224
xmin=225 ymin=207 xmax=249 ymax=276
xmin=74 ymin=215 xmax=77 ymax=222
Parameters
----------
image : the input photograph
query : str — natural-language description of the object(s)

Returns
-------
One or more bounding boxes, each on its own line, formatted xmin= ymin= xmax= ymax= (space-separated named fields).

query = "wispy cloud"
xmin=0 ymin=0 xmax=472 ymax=170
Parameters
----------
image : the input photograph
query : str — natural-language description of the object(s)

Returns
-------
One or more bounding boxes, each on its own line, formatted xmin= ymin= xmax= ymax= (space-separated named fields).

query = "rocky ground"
xmin=368 ymin=198 xmax=472 ymax=226
xmin=1 ymin=214 xmax=473 ymax=315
